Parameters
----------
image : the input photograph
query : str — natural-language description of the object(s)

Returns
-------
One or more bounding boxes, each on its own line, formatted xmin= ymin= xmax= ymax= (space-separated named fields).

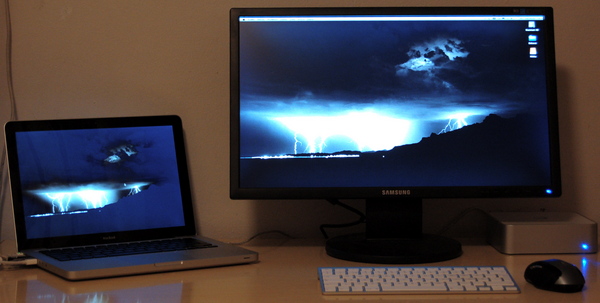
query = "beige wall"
xmin=1 ymin=0 xmax=599 ymax=244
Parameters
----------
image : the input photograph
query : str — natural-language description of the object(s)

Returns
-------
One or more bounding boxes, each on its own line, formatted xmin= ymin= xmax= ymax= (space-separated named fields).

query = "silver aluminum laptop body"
xmin=5 ymin=115 xmax=257 ymax=280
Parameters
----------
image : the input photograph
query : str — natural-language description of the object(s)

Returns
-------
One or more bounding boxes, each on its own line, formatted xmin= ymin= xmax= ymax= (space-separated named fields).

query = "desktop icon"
xmin=530 ymin=47 xmax=538 ymax=58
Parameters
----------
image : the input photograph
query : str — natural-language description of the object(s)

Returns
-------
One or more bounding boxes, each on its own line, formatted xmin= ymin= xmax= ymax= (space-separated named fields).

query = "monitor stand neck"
xmin=325 ymin=198 xmax=462 ymax=264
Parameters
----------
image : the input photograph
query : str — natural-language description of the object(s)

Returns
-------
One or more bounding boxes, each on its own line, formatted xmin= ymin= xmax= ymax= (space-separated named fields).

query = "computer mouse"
xmin=524 ymin=259 xmax=585 ymax=293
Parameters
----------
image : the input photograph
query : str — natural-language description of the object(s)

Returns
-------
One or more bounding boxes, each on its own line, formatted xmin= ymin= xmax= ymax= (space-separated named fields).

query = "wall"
xmin=1 ymin=0 xmax=599 ymax=245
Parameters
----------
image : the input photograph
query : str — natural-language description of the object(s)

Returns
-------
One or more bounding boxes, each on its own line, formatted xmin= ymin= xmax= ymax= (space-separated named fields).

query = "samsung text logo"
xmin=381 ymin=189 xmax=411 ymax=196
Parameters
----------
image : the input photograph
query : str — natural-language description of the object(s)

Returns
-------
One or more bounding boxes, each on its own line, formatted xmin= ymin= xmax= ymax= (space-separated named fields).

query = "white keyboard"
xmin=318 ymin=266 xmax=520 ymax=295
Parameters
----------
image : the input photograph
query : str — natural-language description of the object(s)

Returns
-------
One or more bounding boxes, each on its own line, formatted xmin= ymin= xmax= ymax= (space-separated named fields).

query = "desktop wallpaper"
xmin=15 ymin=126 xmax=186 ymax=239
xmin=237 ymin=19 xmax=553 ymax=188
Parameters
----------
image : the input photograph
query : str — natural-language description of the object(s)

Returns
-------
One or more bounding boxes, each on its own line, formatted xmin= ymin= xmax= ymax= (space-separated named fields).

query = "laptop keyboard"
xmin=40 ymin=238 xmax=217 ymax=261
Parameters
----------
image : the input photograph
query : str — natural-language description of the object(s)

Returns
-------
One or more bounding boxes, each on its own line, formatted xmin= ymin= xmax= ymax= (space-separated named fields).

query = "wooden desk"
xmin=1 ymin=239 xmax=598 ymax=302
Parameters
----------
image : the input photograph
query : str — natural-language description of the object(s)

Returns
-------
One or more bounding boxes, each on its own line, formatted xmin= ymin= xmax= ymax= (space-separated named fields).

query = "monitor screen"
xmin=230 ymin=7 xmax=561 ymax=263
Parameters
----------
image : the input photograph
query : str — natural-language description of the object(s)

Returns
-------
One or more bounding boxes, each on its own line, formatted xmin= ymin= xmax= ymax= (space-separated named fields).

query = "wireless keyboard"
xmin=318 ymin=266 xmax=520 ymax=295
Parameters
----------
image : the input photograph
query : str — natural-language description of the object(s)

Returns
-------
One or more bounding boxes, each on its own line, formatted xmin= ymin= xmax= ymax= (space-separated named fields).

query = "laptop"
xmin=4 ymin=115 xmax=258 ymax=280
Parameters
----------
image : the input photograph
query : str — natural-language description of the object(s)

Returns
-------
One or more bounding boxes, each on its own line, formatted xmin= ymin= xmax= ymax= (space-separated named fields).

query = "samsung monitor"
xmin=230 ymin=7 xmax=561 ymax=263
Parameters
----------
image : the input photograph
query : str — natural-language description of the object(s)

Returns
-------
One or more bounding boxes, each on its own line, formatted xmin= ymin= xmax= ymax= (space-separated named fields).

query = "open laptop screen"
xmin=6 ymin=116 xmax=195 ymax=249
xmin=14 ymin=125 xmax=185 ymax=239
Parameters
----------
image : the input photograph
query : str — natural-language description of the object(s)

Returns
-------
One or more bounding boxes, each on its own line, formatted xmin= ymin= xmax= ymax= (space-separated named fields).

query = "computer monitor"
xmin=229 ymin=7 xmax=561 ymax=263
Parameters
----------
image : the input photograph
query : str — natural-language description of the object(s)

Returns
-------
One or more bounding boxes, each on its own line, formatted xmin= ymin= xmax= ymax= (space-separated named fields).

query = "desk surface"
xmin=1 ymin=239 xmax=598 ymax=302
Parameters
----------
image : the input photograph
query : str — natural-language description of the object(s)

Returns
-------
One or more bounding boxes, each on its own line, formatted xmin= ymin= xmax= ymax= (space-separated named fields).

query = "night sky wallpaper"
xmin=237 ymin=18 xmax=553 ymax=188
xmin=16 ymin=126 xmax=186 ymax=239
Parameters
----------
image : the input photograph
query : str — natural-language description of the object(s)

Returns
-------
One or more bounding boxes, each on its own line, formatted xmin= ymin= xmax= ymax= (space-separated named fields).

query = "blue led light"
xmin=545 ymin=189 xmax=553 ymax=195
xmin=581 ymin=243 xmax=590 ymax=250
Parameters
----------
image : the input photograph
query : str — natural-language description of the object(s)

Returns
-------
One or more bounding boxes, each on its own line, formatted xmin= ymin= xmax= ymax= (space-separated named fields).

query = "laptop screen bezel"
xmin=4 ymin=115 xmax=197 ymax=250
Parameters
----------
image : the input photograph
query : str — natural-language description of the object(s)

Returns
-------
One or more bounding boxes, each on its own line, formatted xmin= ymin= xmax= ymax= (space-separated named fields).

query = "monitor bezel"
xmin=229 ymin=6 xmax=561 ymax=201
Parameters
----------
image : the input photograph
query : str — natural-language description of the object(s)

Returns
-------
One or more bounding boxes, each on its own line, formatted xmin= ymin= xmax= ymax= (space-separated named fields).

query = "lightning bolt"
xmin=293 ymin=132 xmax=301 ymax=154
xmin=45 ymin=193 xmax=72 ymax=213
xmin=45 ymin=190 xmax=109 ymax=213
xmin=438 ymin=113 xmax=471 ymax=134
xmin=78 ymin=190 xmax=110 ymax=209
xmin=128 ymin=186 xmax=142 ymax=196
xmin=32 ymin=181 xmax=151 ymax=215
xmin=274 ymin=111 xmax=410 ymax=154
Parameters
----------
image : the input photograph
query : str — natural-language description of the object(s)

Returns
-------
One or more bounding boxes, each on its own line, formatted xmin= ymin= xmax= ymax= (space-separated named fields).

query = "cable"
xmin=319 ymin=199 xmax=366 ymax=239
xmin=1 ymin=0 xmax=18 ymax=244
xmin=227 ymin=230 xmax=295 ymax=246
xmin=435 ymin=207 xmax=490 ymax=236
xmin=319 ymin=201 xmax=489 ymax=239
xmin=0 ymin=255 xmax=37 ymax=270
xmin=3 ymin=0 xmax=16 ymax=120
